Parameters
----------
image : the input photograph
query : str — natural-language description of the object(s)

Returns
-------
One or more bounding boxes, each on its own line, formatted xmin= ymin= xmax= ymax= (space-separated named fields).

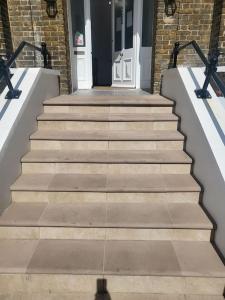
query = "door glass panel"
xmin=125 ymin=0 xmax=133 ymax=49
xmin=71 ymin=0 xmax=85 ymax=47
xmin=142 ymin=0 xmax=154 ymax=47
xmin=114 ymin=0 xmax=123 ymax=52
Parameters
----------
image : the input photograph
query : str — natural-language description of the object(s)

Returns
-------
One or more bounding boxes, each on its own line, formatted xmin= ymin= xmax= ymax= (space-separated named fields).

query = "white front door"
xmin=112 ymin=0 xmax=135 ymax=87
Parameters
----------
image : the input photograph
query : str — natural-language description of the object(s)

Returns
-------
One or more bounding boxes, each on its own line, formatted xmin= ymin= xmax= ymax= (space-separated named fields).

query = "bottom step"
xmin=0 ymin=240 xmax=224 ymax=295
xmin=0 ymin=274 xmax=224 ymax=295
xmin=0 ymin=293 xmax=223 ymax=300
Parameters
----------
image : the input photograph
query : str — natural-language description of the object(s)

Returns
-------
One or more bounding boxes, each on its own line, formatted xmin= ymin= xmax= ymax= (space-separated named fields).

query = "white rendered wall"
xmin=162 ymin=67 xmax=225 ymax=257
xmin=0 ymin=68 xmax=59 ymax=211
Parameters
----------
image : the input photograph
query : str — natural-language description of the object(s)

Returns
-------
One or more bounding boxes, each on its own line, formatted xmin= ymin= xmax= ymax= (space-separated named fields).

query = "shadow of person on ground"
xmin=95 ymin=278 xmax=112 ymax=300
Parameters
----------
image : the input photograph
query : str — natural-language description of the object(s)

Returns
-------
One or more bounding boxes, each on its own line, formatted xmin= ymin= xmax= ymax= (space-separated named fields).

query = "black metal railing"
xmin=0 ymin=41 xmax=51 ymax=100
xmin=170 ymin=40 xmax=225 ymax=99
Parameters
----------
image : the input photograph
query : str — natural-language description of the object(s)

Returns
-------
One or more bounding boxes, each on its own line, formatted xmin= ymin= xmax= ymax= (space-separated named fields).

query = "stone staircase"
xmin=0 ymin=93 xmax=224 ymax=299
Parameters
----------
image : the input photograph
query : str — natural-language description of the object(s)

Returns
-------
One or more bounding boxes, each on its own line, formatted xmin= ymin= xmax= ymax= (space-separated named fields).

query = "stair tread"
xmin=0 ymin=202 xmax=212 ymax=229
xmin=0 ymin=239 xmax=224 ymax=277
xmin=30 ymin=129 xmax=184 ymax=141
xmin=37 ymin=112 xmax=178 ymax=121
xmin=43 ymin=94 xmax=174 ymax=106
xmin=22 ymin=150 xmax=192 ymax=164
xmin=11 ymin=173 xmax=201 ymax=192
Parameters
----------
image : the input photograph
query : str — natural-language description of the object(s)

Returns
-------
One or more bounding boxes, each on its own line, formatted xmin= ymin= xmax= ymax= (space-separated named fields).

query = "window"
xmin=125 ymin=0 xmax=134 ymax=49
xmin=71 ymin=0 xmax=85 ymax=47
xmin=114 ymin=0 xmax=123 ymax=52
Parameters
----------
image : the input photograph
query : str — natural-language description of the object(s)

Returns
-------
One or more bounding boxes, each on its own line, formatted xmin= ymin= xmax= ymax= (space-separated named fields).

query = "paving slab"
xmin=0 ymin=202 xmax=211 ymax=230
xmin=37 ymin=113 xmax=178 ymax=122
xmin=22 ymin=150 xmax=192 ymax=164
xmin=27 ymin=240 xmax=104 ymax=274
xmin=11 ymin=174 xmax=201 ymax=192
xmin=0 ymin=240 xmax=38 ymax=273
xmin=30 ymin=129 xmax=184 ymax=141
xmin=43 ymin=94 xmax=174 ymax=107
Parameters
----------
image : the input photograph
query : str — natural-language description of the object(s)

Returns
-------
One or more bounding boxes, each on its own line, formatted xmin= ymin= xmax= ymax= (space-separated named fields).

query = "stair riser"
xmin=0 ymin=275 xmax=223 ymax=295
xmin=22 ymin=163 xmax=191 ymax=175
xmin=38 ymin=121 xmax=178 ymax=131
xmin=11 ymin=191 xmax=200 ymax=204
xmin=30 ymin=140 xmax=184 ymax=151
xmin=44 ymin=106 xmax=173 ymax=114
xmin=0 ymin=227 xmax=211 ymax=241
xmin=0 ymin=293 xmax=224 ymax=300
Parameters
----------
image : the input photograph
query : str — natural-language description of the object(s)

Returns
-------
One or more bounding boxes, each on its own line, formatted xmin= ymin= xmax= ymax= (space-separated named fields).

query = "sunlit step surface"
xmin=0 ymin=293 xmax=224 ymax=300
xmin=22 ymin=150 xmax=192 ymax=164
xmin=11 ymin=173 xmax=201 ymax=193
xmin=0 ymin=202 xmax=212 ymax=241
xmin=0 ymin=240 xmax=224 ymax=279
xmin=22 ymin=149 xmax=192 ymax=174
xmin=43 ymin=94 xmax=174 ymax=106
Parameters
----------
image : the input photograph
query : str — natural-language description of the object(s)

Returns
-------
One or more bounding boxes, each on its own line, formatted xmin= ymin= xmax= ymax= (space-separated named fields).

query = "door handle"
xmin=119 ymin=53 xmax=123 ymax=61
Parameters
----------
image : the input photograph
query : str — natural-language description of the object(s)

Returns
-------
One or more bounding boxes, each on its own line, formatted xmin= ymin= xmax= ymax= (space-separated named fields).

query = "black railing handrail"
xmin=171 ymin=40 xmax=225 ymax=99
xmin=6 ymin=41 xmax=50 ymax=68
xmin=0 ymin=41 xmax=51 ymax=99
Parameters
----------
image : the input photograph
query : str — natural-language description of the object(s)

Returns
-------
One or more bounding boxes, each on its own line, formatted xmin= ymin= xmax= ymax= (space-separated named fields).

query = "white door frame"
xmin=67 ymin=0 xmax=148 ymax=90
xmin=134 ymin=0 xmax=143 ymax=89
xmin=67 ymin=0 xmax=92 ymax=91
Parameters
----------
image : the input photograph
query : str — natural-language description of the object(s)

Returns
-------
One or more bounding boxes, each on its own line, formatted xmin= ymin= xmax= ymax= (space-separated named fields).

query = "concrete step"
xmin=37 ymin=112 xmax=178 ymax=122
xmin=43 ymin=94 xmax=174 ymax=106
xmin=21 ymin=162 xmax=191 ymax=174
xmin=0 ymin=293 xmax=224 ymax=300
xmin=22 ymin=150 xmax=192 ymax=164
xmin=31 ymin=139 xmax=184 ymax=151
xmin=21 ymin=150 xmax=191 ymax=174
xmin=0 ymin=240 xmax=224 ymax=295
xmin=0 ymin=202 xmax=212 ymax=241
xmin=43 ymin=95 xmax=174 ymax=114
xmin=11 ymin=173 xmax=200 ymax=193
xmin=37 ymin=112 xmax=178 ymax=130
xmin=44 ymin=105 xmax=173 ymax=114
xmin=31 ymin=129 xmax=184 ymax=141
xmin=11 ymin=190 xmax=200 ymax=204
xmin=11 ymin=173 xmax=201 ymax=204
xmin=30 ymin=129 xmax=184 ymax=151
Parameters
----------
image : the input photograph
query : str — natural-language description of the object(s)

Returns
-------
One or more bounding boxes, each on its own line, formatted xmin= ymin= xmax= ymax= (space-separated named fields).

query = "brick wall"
xmin=7 ymin=0 xmax=71 ymax=94
xmin=218 ymin=0 xmax=225 ymax=64
xmin=0 ymin=8 xmax=5 ymax=57
xmin=153 ymin=0 xmax=215 ymax=93
xmin=0 ymin=0 xmax=13 ymax=58
xmin=1 ymin=0 xmax=223 ymax=94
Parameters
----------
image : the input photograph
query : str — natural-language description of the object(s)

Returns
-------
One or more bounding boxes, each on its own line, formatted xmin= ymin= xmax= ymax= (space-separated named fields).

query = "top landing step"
xmin=44 ymin=94 xmax=174 ymax=107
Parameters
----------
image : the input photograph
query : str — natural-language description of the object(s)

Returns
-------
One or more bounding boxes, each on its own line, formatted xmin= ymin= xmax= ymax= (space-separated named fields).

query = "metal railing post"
xmin=41 ymin=42 xmax=50 ymax=68
xmin=0 ymin=57 xmax=22 ymax=100
xmin=195 ymin=50 xmax=220 ymax=99
xmin=172 ymin=42 xmax=180 ymax=68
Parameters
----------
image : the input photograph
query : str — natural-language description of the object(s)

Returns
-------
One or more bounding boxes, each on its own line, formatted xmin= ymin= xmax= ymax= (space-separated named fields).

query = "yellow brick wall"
xmin=7 ymin=0 xmax=71 ymax=94
xmin=1 ymin=0 xmax=225 ymax=94
xmin=153 ymin=0 xmax=215 ymax=93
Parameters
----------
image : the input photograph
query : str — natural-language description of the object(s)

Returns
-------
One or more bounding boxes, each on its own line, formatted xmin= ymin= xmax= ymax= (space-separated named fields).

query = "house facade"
xmin=0 ymin=0 xmax=225 ymax=94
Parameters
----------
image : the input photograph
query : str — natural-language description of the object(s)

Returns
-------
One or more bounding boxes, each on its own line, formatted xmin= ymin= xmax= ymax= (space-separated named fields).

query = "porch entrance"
xmin=91 ymin=0 xmax=112 ymax=86
xmin=67 ymin=0 xmax=154 ymax=91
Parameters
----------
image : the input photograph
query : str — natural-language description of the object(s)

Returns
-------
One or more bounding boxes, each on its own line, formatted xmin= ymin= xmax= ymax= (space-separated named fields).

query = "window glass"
xmin=115 ymin=0 xmax=123 ymax=52
xmin=125 ymin=0 xmax=134 ymax=49
xmin=142 ymin=0 xmax=154 ymax=47
xmin=71 ymin=0 xmax=85 ymax=47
